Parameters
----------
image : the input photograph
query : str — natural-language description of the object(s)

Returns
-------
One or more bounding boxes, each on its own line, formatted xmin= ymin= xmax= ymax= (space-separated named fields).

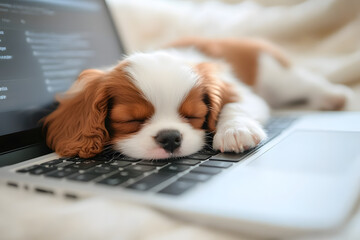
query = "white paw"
xmin=213 ymin=117 xmax=267 ymax=153
xmin=312 ymin=84 xmax=353 ymax=111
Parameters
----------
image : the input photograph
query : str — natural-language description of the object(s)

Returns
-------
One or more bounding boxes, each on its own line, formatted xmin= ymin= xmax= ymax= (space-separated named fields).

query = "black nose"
xmin=154 ymin=130 xmax=182 ymax=153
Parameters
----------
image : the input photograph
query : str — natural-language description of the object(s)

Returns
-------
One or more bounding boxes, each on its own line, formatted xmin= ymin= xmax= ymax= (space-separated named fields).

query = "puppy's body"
xmin=44 ymin=38 xmax=351 ymax=159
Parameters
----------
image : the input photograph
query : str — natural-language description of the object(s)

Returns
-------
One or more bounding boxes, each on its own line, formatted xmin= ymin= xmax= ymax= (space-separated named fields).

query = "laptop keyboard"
xmin=15 ymin=116 xmax=297 ymax=196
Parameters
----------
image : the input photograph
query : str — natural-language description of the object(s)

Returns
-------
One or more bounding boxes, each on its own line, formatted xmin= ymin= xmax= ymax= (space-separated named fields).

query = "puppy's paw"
xmin=213 ymin=117 xmax=267 ymax=153
xmin=312 ymin=84 xmax=353 ymax=111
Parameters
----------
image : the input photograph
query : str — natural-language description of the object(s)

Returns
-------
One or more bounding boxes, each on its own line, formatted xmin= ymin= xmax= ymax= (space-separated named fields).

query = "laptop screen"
xmin=0 ymin=0 xmax=124 ymax=148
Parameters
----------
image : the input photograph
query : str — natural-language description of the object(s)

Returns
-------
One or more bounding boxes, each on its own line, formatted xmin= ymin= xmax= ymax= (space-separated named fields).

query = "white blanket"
xmin=1 ymin=0 xmax=360 ymax=239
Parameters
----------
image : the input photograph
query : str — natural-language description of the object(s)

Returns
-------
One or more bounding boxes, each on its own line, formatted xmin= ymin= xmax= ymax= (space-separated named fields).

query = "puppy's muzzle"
xmin=154 ymin=129 xmax=182 ymax=153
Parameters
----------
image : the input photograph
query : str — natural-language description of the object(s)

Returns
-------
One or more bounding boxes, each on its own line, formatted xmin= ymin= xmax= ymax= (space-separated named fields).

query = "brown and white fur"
xmin=44 ymin=37 xmax=351 ymax=159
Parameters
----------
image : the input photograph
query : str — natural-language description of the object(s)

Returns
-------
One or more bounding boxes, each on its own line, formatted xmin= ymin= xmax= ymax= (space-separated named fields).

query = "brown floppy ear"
xmin=195 ymin=63 xmax=239 ymax=132
xmin=43 ymin=69 xmax=110 ymax=158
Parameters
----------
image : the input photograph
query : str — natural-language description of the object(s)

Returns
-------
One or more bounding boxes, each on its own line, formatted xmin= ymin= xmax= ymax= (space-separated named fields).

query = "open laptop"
xmin=1 ymin=0 xmax=360 ymax=238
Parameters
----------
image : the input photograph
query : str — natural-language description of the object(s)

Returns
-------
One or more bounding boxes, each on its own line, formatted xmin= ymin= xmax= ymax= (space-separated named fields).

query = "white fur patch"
xmin=126 ymin=51 xmax=202 ymax=115
xmin=256 ymin=53 xmax=352 ymax=110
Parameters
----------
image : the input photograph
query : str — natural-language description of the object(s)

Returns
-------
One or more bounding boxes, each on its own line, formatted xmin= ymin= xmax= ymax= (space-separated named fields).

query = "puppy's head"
xmin=44 ymin=51 xmax=236 ymax=159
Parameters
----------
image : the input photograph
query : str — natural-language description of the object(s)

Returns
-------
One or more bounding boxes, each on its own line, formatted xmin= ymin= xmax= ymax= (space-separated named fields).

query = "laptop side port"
xmin=7 ymin=182 xmax=18 ymax=188
xmin=64 ymin=193 xmax=78 ymax=200
xmin=34 ymin=187 xmax=54 ymax=195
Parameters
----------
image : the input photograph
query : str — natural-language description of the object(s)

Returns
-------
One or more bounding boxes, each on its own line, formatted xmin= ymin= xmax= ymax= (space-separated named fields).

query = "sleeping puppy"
xmin=43 ymin=37 xmax=351 ymax=159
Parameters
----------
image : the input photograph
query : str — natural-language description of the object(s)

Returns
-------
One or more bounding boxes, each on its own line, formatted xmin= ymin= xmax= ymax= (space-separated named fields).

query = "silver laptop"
xmin=1 ymin=0 xmax=360 ymax=238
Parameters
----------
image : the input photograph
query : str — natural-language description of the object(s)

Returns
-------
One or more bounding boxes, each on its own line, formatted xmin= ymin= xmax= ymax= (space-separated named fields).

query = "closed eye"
xmin=187 ymin=116 xmax=200 ymax=119
xmin=181 ymin=115 xmax=206 ymax=129
xmin=113 ymin=118 xmax=147 ymax=124
xmin=183 ymin=115 xmax=204 ymax=120
xmin=124 ymin=118 xmax=147 ymax=123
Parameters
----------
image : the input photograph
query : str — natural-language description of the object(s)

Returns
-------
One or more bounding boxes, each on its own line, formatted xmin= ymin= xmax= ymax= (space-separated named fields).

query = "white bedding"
xmin=1 ymin=0 xmax=360 ymax=239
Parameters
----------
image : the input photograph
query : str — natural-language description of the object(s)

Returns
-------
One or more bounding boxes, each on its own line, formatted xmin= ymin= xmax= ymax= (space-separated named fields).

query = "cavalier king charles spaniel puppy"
xmin=44 ymin=38 xmax=351 ymax=159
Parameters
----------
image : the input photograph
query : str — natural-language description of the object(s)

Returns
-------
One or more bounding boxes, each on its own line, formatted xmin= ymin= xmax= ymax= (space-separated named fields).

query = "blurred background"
xmin=107 ymin=0 xmax=360 ymax=110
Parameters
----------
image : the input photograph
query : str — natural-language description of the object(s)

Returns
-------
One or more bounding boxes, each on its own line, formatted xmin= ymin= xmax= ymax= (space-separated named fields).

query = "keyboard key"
xmin=67 ymin=173 xmax=98 ymax=182
xmin=126 ymin=165 xmax=155 ymax=172
xmin=97 ymin=173 xmax=130 ymax=186
xmin=66 ymin=157 xmax=83 ymax=162
xmin=199 ymin=148 xmax=218 ymax=155
xmin=159 ymin=180 xmax=196 ymax=195
xmin=45 ymin=168 xmax=78 ymax=178
xmin=29 ymin=166 xmax=56 ymax=175
xmin=138 ymin=161 xmax=168 ymax=166
xmin=16 ymin=165 xmax=40 ymax=173
xmin=114 ymin=156 xmax=140 ymax=162
xmin=159 ymin=164 xmax=190 ymax=173
xmin=117 ymin=169 xmax=143 ymax=178
xmin=86 ymin=166 xmax=118 ymax=175
xmin=191 ymin=166 xmax=222 ymax=175
xmin=210 ymin=153 xmax=247 ymax=162
xmin=92 ymin=154 xmax=114 ymax=161
xmin=107 ymin=160 xmax=132 ymax=168
xmin=55 ymin=161 xmax=74 ymax=168
xmin=40 ymin=159 xmax=63 ymax=167
xmin=180 ymin=172 xmax=212 ymax=182
xmin=127 ymin=172 xmax=176 ymax=191
xmin=187 ymin=153 xmax=212 ymax=160
xmin=68 ymin=160 xmax=101 ymax=170
xmin=200 ymin=160 xmax=233 ymax=168
xmin=172 ymin=159 xmax=200 ymax=166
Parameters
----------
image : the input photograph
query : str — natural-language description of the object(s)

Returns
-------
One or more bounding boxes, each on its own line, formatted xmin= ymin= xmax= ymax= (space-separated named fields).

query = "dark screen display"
xmin=0 ymin=0 xmax=123 ymax=136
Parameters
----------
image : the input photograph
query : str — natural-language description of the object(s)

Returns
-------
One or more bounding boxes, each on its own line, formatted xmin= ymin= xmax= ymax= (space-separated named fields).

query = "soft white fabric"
xmin=0 ymin=186 xmax=240 ymax=240
xmin=1 ymin=0 xmax=360 ymax=239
